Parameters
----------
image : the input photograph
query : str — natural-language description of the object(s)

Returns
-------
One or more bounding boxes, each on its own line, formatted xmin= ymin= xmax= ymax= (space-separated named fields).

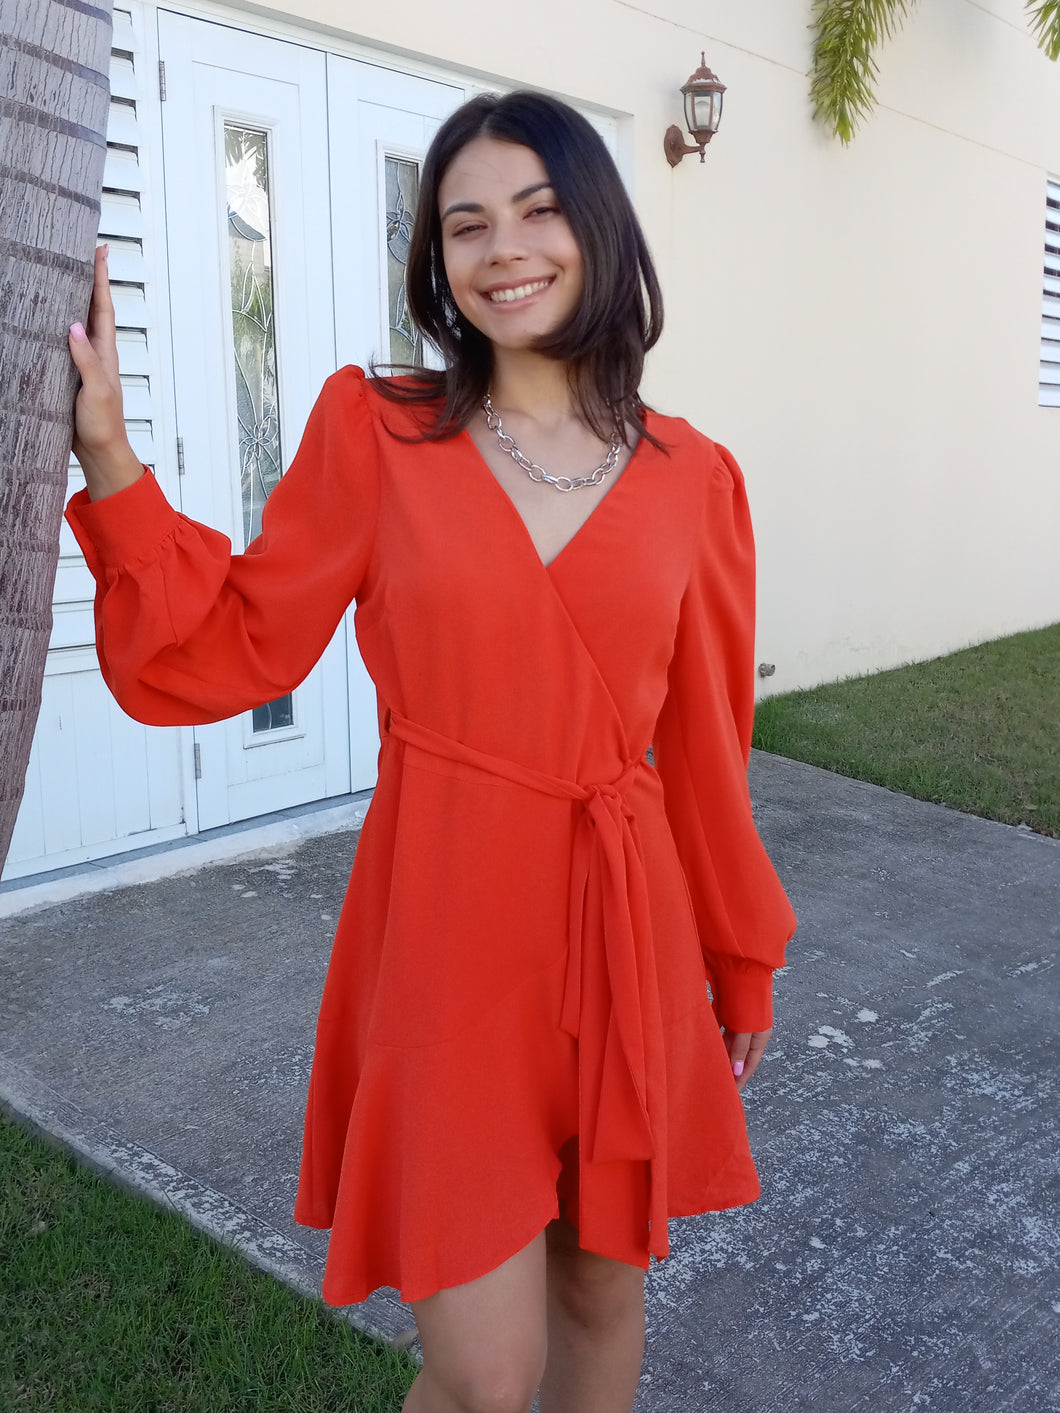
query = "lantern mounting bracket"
xmin=664 ymin=125 xmax=711 ymax=167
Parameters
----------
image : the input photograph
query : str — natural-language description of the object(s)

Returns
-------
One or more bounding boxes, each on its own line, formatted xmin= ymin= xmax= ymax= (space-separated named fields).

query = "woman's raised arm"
xmin=64 ymin=253 xmax=381 ymax=728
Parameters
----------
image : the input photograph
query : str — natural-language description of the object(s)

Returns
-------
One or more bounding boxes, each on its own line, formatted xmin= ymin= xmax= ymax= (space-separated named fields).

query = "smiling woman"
xmin=65 ymin=87 xmax=795 ymax=1413
xmin=374 ymin=92 xmax=662 ymax=449
xmin=437 ymin=144 xmax=584 ymax=347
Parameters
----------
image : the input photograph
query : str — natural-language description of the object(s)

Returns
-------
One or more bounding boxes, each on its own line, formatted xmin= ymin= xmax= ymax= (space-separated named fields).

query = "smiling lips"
xmin=485 ymin=277 xmax=554 ymax=304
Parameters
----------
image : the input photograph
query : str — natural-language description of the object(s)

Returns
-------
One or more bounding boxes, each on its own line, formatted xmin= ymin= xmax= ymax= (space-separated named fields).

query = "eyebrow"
xmin=440 ymin=181 xmax=554 ymax=221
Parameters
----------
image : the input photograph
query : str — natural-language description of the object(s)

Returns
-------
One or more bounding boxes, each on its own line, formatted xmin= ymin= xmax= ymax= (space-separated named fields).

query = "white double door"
xmin=159 ymin=12 xmax=462 ymax=829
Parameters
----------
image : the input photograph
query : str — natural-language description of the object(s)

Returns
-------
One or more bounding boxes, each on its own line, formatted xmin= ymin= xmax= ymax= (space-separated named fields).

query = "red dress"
xmin=67 ymin=366 xmax=796 ymax=1305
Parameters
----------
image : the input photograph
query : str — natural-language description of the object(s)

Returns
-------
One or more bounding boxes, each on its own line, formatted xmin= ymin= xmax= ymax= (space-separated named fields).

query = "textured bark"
xmin=0 ymin=0 xmax=113 ymax=871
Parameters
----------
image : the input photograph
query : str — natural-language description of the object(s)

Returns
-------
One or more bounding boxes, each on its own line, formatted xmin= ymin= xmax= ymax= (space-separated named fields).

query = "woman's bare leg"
xmin=402 ymin=1232 xmax=548 ymax=1413
xmin=538 ymin=1216 xmax=646 ymax=1413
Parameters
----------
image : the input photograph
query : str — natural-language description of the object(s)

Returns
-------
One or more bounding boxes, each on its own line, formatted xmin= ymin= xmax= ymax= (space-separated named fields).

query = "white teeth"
xmin=489 ymin=280 xmax=550 ymax=303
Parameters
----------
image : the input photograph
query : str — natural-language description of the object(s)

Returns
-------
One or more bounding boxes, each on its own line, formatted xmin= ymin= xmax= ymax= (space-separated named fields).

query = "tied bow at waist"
xmin=383 ymin=710 xmax=670 ymax=1262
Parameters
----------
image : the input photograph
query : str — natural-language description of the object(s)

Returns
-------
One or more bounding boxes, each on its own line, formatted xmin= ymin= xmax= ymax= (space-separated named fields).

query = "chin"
xmin=489 ymin=329 xmax=552 ymax=350
xmin=484 ymin=315 xmax=571 ymax=350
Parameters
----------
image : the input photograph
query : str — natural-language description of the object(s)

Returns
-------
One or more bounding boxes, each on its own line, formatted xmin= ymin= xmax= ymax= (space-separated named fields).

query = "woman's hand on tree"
xmin=723 ymin=1027 xmax=773 ymax=1092
xmin=68 ymin=244 xmax=144 ymax=501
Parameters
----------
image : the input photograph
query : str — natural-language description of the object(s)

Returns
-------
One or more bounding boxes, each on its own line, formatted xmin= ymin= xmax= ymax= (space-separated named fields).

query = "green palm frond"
xmin=810 ymin=0 xmax=918 ymax=143
xmin=1026 ymin=0 xmax=1060 ymax=60
xmin=812 ymin=0 xmax=1060 ymax=145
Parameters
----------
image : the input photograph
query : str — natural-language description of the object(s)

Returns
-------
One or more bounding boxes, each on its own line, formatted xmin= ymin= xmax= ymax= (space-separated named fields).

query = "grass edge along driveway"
xmin=752 ymin=621 xmax=1059 ymax=839
xmin=0 ymin=1114 xmax=417 ymax=1413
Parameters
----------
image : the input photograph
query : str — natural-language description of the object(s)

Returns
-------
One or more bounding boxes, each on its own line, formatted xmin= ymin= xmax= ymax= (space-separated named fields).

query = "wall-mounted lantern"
xmin=664 ymin=53 xmax=726 ymax=166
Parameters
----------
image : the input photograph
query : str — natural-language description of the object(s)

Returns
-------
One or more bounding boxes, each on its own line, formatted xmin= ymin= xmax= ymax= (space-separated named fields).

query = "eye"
xmin=527 ymin=204 xmax=558 ymax=219
xmin=450 ymin=220 xmax=485 ymax=238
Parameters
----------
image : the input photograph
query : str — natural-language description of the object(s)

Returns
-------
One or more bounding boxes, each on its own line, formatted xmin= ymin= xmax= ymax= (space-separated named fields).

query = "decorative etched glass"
xmin=225 ymin=124 xmax=293 ymax=734
xmin=226 ymin=126 xmax=281 ymax=544
xmin=385 ymin=156 xmax=422 ymax=365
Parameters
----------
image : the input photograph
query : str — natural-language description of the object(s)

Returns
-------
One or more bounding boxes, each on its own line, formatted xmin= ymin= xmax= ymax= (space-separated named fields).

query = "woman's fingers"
xmin=71 ymin=246 xmax=118 ymax=372
xmin=723 ymin=1027 xmax=773 ymax=1093
xmin=68 ymin=317 xmax=100 ymax=379
xmin=69 ymin=246 xmax=133 ymax=474
xmin=69 ymin=246 xmax=117 ymax=381
xmin=85 ymin=243 xmax=119 ymax=374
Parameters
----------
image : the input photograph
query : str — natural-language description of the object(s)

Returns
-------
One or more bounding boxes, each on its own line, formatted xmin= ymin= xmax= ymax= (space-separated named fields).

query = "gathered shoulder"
xmin=320 ymin=363 xmax=371 ymax=406
xmin=319 ymin=363 xmax=423 ymax=412
xmin=307 ymin=364 xmax=419 ymax=444
xmin=334 ymin=364 xmax=447 ymax=441
xmin=311 ymin=363 xmax=371 ymax=425
xmin=643 ymin=407 xmax=744 ymax=497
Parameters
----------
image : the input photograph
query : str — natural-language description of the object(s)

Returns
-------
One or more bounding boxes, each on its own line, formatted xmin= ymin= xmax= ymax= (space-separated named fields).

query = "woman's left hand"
xmin=723 ymin=1027 xmax=773 ymax=1092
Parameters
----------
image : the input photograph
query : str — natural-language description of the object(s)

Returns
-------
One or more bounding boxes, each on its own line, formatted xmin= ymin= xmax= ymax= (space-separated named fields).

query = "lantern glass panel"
xmin=692 ymin=91 xmax=719 ymax=133
xmin=683 ymin=89 xmax=699 ymax=135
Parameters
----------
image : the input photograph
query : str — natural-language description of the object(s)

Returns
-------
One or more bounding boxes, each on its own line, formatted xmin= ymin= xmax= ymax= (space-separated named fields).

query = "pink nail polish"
xmin=732 ymin=1060 xmax=744 ymax=1077
xmin=70 ymin=323 xmax=86 ymax=341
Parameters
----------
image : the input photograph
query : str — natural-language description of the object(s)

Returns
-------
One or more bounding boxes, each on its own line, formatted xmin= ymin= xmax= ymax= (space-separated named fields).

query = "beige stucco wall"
xmin=233 ymin=0 xmax=1060 ymax=691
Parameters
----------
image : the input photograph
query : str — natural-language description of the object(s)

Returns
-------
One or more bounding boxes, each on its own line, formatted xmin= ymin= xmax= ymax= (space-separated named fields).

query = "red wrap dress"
xmin=66 ymin=365 xmax=796 ymax=1305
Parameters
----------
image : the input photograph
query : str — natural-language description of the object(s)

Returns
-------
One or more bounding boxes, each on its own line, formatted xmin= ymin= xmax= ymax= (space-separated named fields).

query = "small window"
xmin=1041 ymin=177 xmax=1060 ymax=407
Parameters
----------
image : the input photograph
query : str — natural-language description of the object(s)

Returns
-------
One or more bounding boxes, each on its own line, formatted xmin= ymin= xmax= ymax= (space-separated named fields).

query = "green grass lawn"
xmin=752 ymin=622 xmax=1060 ymax=837
xmin=0 ymin=1115 xmax=416 ymax=1412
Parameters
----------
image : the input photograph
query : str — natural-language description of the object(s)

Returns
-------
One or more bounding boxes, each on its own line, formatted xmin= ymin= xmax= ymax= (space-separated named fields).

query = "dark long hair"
xmin=372 ymin=91 xmax=664 ymax=445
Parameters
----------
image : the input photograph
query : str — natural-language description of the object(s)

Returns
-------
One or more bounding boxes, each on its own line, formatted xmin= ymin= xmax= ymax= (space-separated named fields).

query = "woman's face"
xmin=438 ymin=136 xmax=584 ymax=352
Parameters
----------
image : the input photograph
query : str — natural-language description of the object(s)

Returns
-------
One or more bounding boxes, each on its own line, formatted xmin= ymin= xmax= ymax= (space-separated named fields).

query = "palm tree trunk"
xmin=0 ymin=0 xmax=114 ymax=872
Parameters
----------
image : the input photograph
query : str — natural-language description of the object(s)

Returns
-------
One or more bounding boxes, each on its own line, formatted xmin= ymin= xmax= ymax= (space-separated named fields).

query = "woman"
xmin=67 ymin=91 xmax=795 ymax=1413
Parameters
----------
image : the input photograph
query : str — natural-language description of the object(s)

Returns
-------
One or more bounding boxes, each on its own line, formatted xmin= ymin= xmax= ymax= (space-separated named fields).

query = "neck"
xmin=488 ymin=348 xmax=576 ymax=423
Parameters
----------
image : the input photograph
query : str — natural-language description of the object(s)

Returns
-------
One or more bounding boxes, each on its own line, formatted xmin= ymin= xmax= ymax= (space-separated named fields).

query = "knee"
xmin=424 ymin=1345 xmax=545 ymax=1413
xmin=549 ymin=1250 xmax=645 ymax=1335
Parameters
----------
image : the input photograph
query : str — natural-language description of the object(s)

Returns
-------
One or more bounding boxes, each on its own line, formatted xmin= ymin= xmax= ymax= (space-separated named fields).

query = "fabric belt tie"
xmin=383 ymin=710 xmax=670 ymax=1261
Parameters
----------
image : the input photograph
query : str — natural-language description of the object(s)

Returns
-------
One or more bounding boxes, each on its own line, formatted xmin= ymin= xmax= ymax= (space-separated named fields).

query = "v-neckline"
xmin=460 ymin=416 xmax=651 ymax=572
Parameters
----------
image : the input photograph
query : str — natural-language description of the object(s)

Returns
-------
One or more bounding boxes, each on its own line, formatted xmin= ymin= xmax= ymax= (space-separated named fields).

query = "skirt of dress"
xmin=294 ymin=746 xmax=762 ymax=1306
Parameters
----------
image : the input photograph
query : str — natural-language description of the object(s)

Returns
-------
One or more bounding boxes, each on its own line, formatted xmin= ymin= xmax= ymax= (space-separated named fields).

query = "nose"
xmin=483 ymin=212 xmax=528 ymax=266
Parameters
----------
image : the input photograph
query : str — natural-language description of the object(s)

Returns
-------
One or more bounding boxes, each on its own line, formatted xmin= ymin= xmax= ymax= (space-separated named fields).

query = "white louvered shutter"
xmin=1041 ymin=178 xmax=1060 ymax=407
xmin=53 ymin=3 xmax=160 ymax=644
xmin=5 ymin=3 xmax=185 ymax=879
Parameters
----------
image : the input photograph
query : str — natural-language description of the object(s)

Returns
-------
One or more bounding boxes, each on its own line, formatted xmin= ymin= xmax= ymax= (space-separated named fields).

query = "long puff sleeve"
xmin=652 ymin=441 xmax=796 ymax=1034
xmin=65 ymin=365 xmax=379 ymax=726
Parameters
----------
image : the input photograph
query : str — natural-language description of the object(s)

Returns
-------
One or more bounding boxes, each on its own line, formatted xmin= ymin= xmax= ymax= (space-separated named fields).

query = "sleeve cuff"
xmin=703 ymin=954 xmax=775 ymax=1033
xmin=66 ymin=469 xmax=179 ymax=569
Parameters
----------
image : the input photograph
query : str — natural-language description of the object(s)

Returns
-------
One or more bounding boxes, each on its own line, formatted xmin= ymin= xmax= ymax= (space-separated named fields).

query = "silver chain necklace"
xmin=482 ymin=393 xmax=623 ymax=493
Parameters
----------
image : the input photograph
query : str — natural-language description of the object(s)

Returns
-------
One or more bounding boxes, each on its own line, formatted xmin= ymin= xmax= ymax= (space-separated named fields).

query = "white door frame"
xmin=159 ymin=12 xmax=350 ymax=829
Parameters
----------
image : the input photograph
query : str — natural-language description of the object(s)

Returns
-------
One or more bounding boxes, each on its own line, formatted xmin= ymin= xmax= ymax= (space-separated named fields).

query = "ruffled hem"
xmin=295 ymin=958 xmax=761 ymax=1305
xmin=295 ymin=952 xmax=578 ymax=1304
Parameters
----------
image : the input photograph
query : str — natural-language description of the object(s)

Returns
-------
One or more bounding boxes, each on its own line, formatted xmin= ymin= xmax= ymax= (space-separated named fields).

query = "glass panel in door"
xmin=224 ymin=122 xmax=294 ymax=736
xmin=385 ymin=155 xmax=422 ymax=366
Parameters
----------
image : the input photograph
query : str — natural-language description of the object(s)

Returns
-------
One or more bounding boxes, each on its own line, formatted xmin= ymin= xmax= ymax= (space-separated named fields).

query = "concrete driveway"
xmin=1 ymin=753 xmax=1057 ymax=1412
